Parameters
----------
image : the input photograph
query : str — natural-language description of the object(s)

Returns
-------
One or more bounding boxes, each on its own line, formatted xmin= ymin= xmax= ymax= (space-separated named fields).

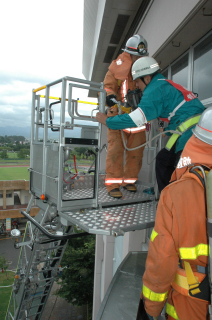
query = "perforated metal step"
xmin=60 ymin=200 xmax=156 ymax=236
xmin=63 ymin=183 xmax=155 ymax=207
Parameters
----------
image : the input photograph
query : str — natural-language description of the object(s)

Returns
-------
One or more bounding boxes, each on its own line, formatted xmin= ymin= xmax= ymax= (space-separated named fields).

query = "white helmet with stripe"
xmin=193 ymin=107 xmax=212 ymax=145
xmin=123 ymin=34 xmax=148 ymax=56
xmin=132 ymin=57 xmax=160 ymax=81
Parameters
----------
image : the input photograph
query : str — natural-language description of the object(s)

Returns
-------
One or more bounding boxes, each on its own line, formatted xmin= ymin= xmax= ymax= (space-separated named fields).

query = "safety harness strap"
xmin=184 ymin=261 xmax=201 ymax=295
xmin=166 ymin=303 xmax=179 ymax=320
xmin=165 ymin=133 xmax=181 ymax=150
xmin=165 ymin=114 xmax=201 ymax=151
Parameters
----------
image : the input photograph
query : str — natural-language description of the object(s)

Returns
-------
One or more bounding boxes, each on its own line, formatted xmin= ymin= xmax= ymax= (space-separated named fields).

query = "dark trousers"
xmin=156 ymin=147 xmax=182 ymax=193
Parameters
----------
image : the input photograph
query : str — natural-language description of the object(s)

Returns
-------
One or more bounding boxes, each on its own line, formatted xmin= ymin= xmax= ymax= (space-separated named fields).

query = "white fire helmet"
xmin=132 ymin=57 xmax=160 ymax=81
xmin=123 ymin=34 xmax=148 ymax=56
xmin=193 ymin=107 xmax=212 ymax=145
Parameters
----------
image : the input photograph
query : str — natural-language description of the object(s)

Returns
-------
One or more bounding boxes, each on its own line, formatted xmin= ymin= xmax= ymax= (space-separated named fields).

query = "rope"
xmin=121 ymin=129 xmax=181 ymax=151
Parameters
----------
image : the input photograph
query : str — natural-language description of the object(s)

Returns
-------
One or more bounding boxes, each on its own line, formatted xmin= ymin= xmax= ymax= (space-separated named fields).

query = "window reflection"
xmin=193 ymin=33 xmax=212 ymax=101
xmin=171 ymin=54 xmax=188 ymax=88
xmin=162 ymin=69 xmax=168 ymax=79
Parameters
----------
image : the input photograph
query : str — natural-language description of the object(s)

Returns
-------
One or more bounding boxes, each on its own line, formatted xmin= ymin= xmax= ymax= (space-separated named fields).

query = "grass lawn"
xmin=6 ymin=153 xmax=19 ymax=159
xmin=0 ymin=271 xmax=14 ymax=320
xmin=0 ymin=167 xmax=29 ymax=180
xmin=0 ymin=158 xmax=93 ymax=180
xmin=0 ymin=159 xmax=30 ymax=166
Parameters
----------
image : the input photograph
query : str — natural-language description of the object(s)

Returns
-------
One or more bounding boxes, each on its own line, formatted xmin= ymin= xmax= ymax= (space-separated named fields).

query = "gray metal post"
xmin=58 ymin=78 xmax=67 ymax=210
xmin=30 ymin=90 xmax=36 ymax=170
xmin=35 ymin=95 xmax=41 ymax=142
xmin=42 ymin=86 xmax=50 ymax=196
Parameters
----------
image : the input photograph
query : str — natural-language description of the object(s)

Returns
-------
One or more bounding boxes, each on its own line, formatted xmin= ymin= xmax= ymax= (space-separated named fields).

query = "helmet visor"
xmin=126 ymin=89 xmax=142 ymax=110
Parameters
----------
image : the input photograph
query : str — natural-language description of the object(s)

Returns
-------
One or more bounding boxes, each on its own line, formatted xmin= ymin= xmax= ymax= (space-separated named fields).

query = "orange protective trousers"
xmin=105 ymin=108 xmax=146 ymax=192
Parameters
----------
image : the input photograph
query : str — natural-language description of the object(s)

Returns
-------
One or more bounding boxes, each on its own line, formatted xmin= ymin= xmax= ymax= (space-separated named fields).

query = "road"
xmin=0 ymin=236 xmax=21 ymax=270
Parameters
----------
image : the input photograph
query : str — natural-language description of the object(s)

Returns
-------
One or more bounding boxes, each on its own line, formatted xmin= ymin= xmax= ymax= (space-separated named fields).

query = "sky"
xmin=0 ymin=0 xmax=96 ymax=132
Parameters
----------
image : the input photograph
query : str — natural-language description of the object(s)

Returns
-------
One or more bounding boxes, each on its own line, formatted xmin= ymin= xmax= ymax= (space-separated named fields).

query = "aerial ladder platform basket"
xmin=6 ymin=76 xmax=158 ymax=320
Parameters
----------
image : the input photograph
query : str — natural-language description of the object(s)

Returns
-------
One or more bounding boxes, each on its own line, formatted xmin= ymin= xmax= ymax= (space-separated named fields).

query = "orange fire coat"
xmin=104 ymin=51 xmax=136 ymax=101
xmin=142 ymin=134 xmax=212 ymax=320
xmin=103 ymin=51 xmax=146 ymax=192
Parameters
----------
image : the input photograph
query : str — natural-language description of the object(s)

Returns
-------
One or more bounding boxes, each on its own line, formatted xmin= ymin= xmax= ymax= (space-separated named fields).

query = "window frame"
xmin=161 ymin=29 xmax=212 ymax=107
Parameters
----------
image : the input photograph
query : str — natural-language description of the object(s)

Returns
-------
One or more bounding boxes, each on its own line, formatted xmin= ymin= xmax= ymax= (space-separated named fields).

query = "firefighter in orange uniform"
xmin=104 ymin=34 xmax=148 ymax=198
xmin=139 ymin=107 xmax=212 ymax=320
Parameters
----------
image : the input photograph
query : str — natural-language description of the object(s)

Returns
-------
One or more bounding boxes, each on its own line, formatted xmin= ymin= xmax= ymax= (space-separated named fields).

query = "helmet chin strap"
xmin=140 ymin=77 xmax=147 ymax=86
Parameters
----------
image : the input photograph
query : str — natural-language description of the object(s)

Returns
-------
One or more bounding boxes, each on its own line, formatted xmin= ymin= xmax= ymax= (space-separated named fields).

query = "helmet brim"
xmin=122 ymin=48 xmax=148 ymax=56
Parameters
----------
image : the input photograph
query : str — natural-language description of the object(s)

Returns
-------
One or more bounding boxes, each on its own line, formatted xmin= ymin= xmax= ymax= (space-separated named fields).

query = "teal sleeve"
xmin=137 ymin=88 xmax=164 ymax=121
xmin=106 ymin=113 xmax=136 ymax=130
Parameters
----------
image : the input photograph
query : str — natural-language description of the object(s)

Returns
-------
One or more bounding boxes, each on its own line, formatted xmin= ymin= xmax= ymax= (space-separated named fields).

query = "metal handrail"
xmin=20 ymin=210 xmax=89 ymax=240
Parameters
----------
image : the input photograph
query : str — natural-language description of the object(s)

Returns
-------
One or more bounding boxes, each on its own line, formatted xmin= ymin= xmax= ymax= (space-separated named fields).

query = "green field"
xmin=0 ymin=167 xmax=29 ymax=181
xmin=0 ymin=271 xmax=14 ymax=320
xmin=6 ymin=152 xmax=19 ymax=159
xmin=0 ymin=158 xmax=93 ymax=181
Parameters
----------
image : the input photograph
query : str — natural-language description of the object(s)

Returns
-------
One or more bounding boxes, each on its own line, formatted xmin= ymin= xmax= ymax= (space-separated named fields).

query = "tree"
xmin=57 ymin=233 xmax=95 ymax=319
xmin=0 ymin=149 xmax=8 ymax=159
xmin=17 ymin=149 xmax=25 ymax=159
xmin=0 ymin=255 xmax=9 ymax=279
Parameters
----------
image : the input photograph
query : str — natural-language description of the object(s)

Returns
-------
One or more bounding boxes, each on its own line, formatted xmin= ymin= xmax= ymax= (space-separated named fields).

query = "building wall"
xmin=137 ymin=0 xmax=202 ymax=56
xmin=92 ymin=230 xmax=146 ymax=320
xmin=6 ymin=191 xmax=14 ymax=206
xmin=0 ymin=180 xmax=39 ymax=219
xmin=20 ymin=190 xmax=30 ymax=204
xmin=0 ymin=180 xmax=29 ymax=209
xmin=92 ymin=1 xmax=212 ymax=318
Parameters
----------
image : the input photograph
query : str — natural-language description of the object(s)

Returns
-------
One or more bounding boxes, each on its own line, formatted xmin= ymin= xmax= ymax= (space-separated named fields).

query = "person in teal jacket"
xmin=96 ymin=57 xmax=205 ymax=193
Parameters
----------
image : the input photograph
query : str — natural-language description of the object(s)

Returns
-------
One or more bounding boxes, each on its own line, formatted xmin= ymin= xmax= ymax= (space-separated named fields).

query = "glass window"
xmin=161 ymin=69 xmax=168 ymax=79
xmin=6 ymin=193 xmax=12 ymax=198
xmin=171 ymin=53 xmax=189 ymax=88
xmin=193 ymin=33 xmax=212 ymax=101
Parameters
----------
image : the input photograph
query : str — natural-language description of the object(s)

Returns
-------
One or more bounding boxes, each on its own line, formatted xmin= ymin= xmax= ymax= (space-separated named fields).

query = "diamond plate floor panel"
xmin=62 ymin=184 xmax=154 ymax=207
xmin=62 ymin=200 xmax=156 ymax=235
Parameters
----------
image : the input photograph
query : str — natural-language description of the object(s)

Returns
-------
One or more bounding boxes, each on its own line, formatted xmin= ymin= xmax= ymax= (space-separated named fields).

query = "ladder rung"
xmin=24 ymin=286 xmax=50 ymax=296
xmin=31 ymin=276 xmax=55 ymax=282
xmin=20 ymin=302 xmax=45 ymax=312
xmin=37 ymin=268 xmax=55 ymax=273
xmin=21 ymin=311 xmax=41 ymax=319
xmin=37 ymin=282 xmax=54 ymax=289
xmin=32 ymin=257 xmax=60 ymax=264
xmin=9 ymin=311 xmax=14 ymax=320
xmin=40 ymin=245 xmax=65 ymax=251
xmin=23 ymin=293 xmax=48 ymax=303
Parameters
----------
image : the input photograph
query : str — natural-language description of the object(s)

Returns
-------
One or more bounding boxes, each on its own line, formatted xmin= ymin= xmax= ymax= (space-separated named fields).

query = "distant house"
xmin=0 ymin=180 xmax=39 ymax=224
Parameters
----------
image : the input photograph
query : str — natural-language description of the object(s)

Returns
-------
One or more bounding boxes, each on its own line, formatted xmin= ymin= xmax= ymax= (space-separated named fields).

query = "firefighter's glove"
xmin=106 ymin=94 xmax=117 ymax=107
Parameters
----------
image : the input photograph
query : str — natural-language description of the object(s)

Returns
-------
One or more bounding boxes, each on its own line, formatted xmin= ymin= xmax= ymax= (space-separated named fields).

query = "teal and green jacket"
xmin=106 ymin=73 xmax=205 ymax=153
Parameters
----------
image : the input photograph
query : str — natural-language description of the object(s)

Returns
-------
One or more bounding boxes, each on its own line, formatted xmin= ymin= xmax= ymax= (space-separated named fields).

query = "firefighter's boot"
xmin=109 ymin=188 xmax=122 ymax=198
xmin=123 ymin=184 xmax=137 ymax=192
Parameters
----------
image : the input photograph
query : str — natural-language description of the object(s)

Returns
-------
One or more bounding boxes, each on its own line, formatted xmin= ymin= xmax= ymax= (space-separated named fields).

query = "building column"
xmin=92 ymin=235 xmax=104 ymax=320
xmin=3 ymin=190 xmax=6 ymax=209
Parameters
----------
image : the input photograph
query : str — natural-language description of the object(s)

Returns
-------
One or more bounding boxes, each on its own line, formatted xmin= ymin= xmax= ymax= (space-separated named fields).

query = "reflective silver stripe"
xmin=128 ymin=108 xmax=147 ymax=127
xmin=123 ymin=127 xmax=146 ymax=132
xmin=123 ymin=179 xmax=137 ymax=183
